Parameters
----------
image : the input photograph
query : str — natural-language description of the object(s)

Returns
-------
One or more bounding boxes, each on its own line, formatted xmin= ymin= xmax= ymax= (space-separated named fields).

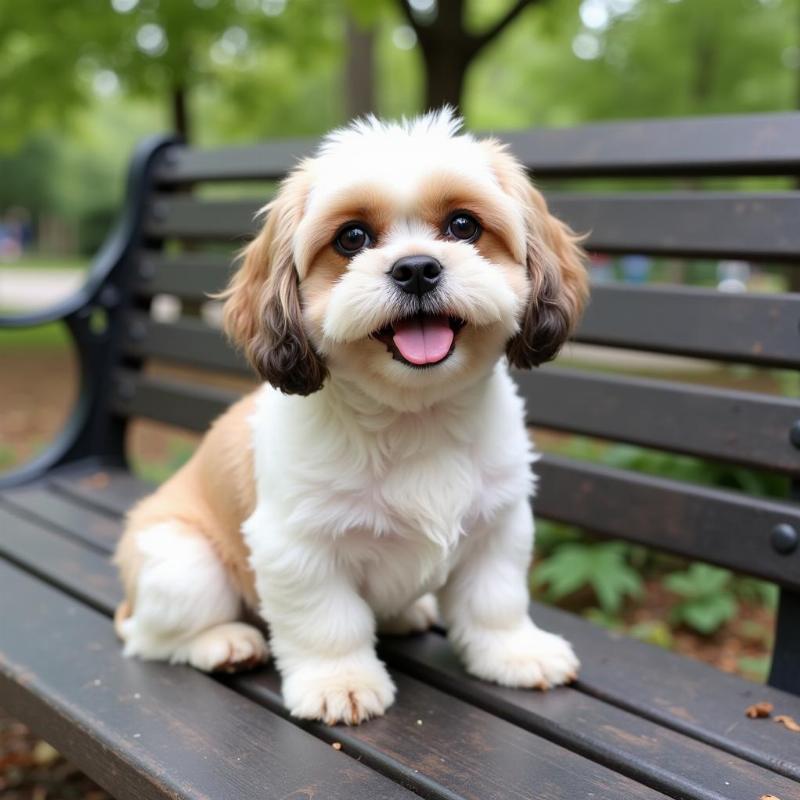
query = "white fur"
xmin=243 ymin=365 xmax=577 ymax=723
xmin=120 ymin=524 xmax=269 ymax=670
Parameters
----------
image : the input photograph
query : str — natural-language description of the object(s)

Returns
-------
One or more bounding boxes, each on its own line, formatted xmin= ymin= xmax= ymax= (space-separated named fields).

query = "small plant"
xmin=664 ymin=564 xmax=737 ymax=634
xmin=532 ymin=540 xmax=643 ymax=615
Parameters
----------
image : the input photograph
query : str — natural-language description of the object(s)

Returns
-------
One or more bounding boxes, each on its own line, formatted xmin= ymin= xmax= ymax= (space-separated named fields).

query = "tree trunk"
xmin=421 ymin=48 xmax=469 ymax=110
xmin=171 ymin=85 xmax=190 ymax=142
xmin=345 ymin=16 xmax=376 ymax=118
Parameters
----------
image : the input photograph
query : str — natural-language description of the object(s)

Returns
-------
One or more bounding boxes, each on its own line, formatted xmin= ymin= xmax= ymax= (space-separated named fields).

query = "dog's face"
xmin=223 ymin=110 xmax=588 ymax=408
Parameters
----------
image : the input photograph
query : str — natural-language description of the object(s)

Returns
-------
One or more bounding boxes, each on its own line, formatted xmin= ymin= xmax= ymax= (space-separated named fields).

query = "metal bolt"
xmin=790 ymin=421 xmax=800 ymax=449
xmin=771 ymin=523 xmax=798 ymax=555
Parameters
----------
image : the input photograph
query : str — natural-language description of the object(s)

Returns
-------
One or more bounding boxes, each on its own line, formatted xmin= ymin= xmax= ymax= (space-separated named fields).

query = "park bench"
xmin=1 ymin=112 xmax=800 ymax=800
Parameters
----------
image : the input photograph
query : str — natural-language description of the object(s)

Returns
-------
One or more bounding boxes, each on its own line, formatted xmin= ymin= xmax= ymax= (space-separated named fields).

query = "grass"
xmin=0 ymin=323 xmax=71 ymax=350
xmin=2 ymin=253 xmax=89 ymax=271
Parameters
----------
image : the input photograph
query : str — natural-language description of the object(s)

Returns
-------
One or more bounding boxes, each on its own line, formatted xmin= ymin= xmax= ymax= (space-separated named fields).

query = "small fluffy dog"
xmin=115 ymin=109 xmax=588 ymax=725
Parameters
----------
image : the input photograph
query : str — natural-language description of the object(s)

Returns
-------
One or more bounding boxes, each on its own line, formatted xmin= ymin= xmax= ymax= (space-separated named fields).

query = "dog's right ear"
xmin=220 ymin=165 xmax=328 ymax=396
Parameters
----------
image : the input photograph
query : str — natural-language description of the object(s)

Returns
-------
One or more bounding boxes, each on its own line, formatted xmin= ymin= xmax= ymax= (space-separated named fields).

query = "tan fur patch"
xmin=115 ymin=392 xmax=261 ymax=614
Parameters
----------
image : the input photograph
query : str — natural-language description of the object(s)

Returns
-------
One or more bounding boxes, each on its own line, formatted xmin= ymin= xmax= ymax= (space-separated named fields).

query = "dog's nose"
xmin=390 ymin=256 xmax=442 ymax=296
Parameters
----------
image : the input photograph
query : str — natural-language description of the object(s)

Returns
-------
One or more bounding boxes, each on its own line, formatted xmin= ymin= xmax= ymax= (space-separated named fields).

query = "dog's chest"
xmin=300 ymin=428 xmax=482 ymax=545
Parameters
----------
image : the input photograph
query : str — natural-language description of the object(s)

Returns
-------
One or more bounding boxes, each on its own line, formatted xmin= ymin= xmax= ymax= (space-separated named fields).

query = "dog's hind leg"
xmin=115 ymin=521 xmax=269 ymax=673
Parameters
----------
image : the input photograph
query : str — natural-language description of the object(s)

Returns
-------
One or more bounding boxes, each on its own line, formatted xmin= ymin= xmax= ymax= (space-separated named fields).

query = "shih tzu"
xmin=114 ymin=108 xmax=588 ymax=725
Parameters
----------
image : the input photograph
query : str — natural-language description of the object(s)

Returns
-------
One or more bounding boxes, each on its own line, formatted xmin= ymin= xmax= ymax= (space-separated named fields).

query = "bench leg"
xmin=769 ymin=588 xmax=800 ymax=696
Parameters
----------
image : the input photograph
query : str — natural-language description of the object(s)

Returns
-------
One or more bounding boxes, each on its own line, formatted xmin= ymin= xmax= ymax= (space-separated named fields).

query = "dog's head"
xmin=222 ymin=109 xmax=588 ymax=407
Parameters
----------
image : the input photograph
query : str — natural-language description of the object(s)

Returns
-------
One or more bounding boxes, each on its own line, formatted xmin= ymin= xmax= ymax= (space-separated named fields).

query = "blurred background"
xmin=1 ymin=0 xmax=799 ymax=794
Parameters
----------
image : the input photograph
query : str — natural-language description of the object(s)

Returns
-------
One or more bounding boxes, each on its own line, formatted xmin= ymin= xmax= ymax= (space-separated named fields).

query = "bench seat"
xmin=2 ymin=461 xmax=799 ymax=800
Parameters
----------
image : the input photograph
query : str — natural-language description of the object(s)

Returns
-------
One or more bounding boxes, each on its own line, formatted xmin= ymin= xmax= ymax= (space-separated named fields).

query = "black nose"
xmin=389 ymin=255 xmax=442 ymax=296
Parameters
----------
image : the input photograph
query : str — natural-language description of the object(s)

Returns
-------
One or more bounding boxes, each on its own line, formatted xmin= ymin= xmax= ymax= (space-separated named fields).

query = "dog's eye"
xmin=335 ymin=224 xmax=371 ymax=256
xmin=446 ymin=213 xmax=481 ymax=243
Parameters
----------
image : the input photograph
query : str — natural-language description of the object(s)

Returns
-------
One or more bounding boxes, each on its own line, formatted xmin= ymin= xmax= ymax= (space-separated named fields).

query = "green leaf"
xmin=533 ymin=540 xmax=642 ymax=615
xmin=672 ymin=592 xmax=737 ymax=635
xmin=664 ymin=564 xmax=732 ymax=599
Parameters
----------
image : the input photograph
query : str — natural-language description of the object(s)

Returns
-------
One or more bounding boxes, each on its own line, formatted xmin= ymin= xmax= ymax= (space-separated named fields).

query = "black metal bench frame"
xmin=1 ymin=113 xmax=800 ymax=800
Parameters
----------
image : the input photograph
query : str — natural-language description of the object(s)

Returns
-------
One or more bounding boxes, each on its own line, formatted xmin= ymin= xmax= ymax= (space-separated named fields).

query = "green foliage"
xmin=0 ymin=322 xmax=71 ymax=350
xmin=665 ymin=564 xmax=738 ymax=634
xmin=532 ymin=540 xmax=643 ymax=614
xmin=737 ymin=655 xmax=772 ymax=683
xmin=0 ymin=445 xmax=15 ymax=471
xmin=735 ymin=577 xmax=779 ymax=610
xmin=533 ymin=438 xmax=782 ymax=638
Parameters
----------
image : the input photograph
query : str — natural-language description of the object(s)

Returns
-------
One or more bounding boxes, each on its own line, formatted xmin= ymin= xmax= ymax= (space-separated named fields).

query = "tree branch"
xmin=471 ymin=0 xmax=540 ymax=54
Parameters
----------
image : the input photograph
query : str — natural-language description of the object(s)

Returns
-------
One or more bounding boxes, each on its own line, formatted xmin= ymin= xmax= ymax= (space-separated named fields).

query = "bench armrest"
xmin=0 ymin=134 xmax=180 ymax=490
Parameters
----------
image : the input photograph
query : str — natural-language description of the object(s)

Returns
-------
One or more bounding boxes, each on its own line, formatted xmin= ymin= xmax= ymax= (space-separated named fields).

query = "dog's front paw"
xmin=463 ymin=623 xmax=579 ymax=690
xmin=283 ymin=652 xmax=396 ymax=725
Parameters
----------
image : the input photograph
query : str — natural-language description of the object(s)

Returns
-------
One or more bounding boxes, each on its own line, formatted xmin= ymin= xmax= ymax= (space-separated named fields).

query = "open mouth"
xmin=372 ymin=313 xmax=466 ymax=368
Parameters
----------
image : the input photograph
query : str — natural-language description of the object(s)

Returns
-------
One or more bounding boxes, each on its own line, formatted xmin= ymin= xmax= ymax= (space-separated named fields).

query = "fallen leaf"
xmin=745 ymin=702 xmax=774 ymax=719
xmin=774 ymin=715 xmax=800 ymax=732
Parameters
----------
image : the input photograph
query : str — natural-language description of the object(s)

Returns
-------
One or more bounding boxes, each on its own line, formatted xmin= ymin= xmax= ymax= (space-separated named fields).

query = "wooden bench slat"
xmin=536 ymin=454 xmax=800 ymax=590
xmin=113 ymin=370 xmax=240 ymax=432
xmin=154 ymin=114 xmax=800 ymax=185
xmin=136 ymin=250 xmax=232 ymax=299
xmin=547 ymin=192 xmax=800 ymax=262
xmin=578 ymin=284 xmax=800 ymax=368
xmin=0 ymin=496 xmax=672 ymax=800
xmin=1 ymin=486 xmax=121 ymax=553
xmin=504 ymin=113 xmax=800 ymax=177
xmin=0 ymin=560 xmax=415 ymax=800
xmin=519 ymin=600 xmax=800 ymax=783
xmin=145 ymin=197 xmax=261 ymax=240
xmin=6 ymin=482 xmax=800 ymax=798
xmin=521 ymin=367 xmax=800 ymax=472
xmin=142 ymin=192 xmax=800 ymax=262
xmin=155 ymin=138 xmax=315 ymax=184
xmin=380 ymin=633 xmax=800 ymax=790
xmin=241 ymin=668 xmax=728 ymax=800
xmin=0 ymin=503 xmax=121 ymax=612
xmin=123 ymin=312 xmax=249 ymax=375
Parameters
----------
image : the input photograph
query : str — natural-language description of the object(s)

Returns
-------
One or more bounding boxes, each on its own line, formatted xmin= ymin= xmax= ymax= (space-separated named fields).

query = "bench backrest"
xmin=103 ymin=114 xmax=800 ymax=689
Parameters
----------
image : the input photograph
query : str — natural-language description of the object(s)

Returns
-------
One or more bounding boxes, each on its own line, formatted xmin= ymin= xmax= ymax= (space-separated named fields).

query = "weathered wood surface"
xmin=2 ymin=474 xmax=799 ymax=798
xmin=0 ymin=558 xmax=417 ymax=800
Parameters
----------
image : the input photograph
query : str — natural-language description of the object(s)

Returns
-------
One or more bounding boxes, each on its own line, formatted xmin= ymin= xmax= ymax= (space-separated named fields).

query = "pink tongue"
xmin=392 ymin=316 xmax=454 ymax=365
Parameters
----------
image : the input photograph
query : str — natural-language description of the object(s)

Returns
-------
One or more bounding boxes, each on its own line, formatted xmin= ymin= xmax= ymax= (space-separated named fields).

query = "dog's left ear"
xmin=484 ymin=141 xmax=589 ymax=368
xmin=219 ymin=163 xmax=328 ymax=395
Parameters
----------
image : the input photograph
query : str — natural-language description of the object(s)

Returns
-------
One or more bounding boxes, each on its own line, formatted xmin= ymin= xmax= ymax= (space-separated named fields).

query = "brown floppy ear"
xmin=219 ymin=165 xmax=328 ymax=395
xmin=485 ymin=141 xmax=589 ymax=368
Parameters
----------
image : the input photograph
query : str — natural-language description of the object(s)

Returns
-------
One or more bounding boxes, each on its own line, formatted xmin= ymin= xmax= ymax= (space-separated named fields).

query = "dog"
xmin=114 ymin=108 xmax=588 ymax=726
